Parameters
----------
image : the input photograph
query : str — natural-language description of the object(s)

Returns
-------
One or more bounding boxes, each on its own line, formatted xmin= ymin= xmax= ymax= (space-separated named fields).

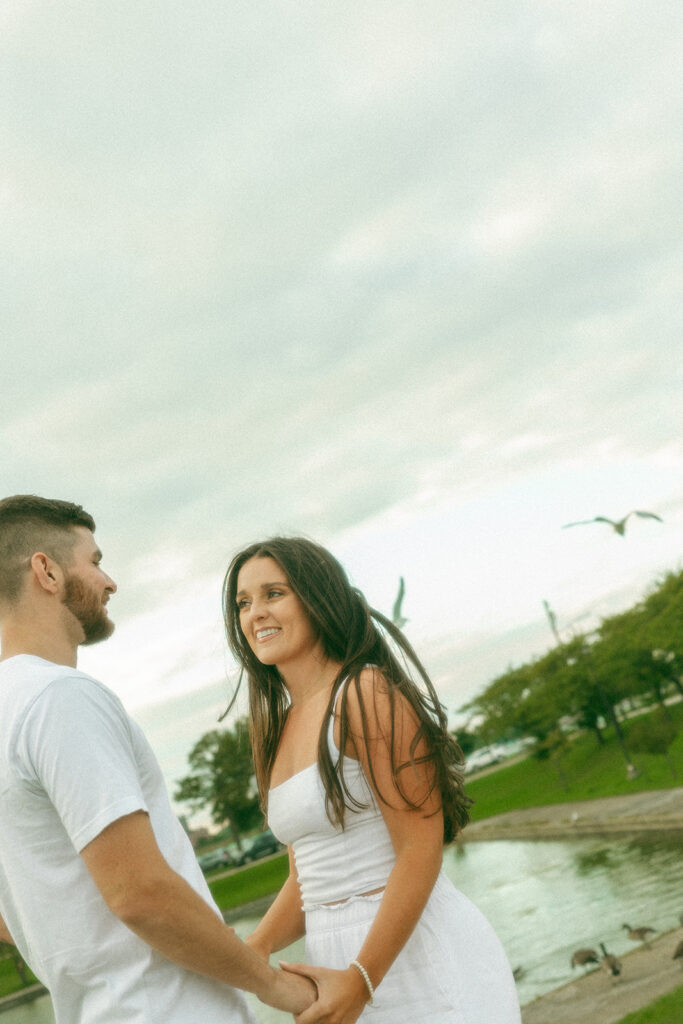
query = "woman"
xmin=223 ymin=537 xmax=520 ymax=1024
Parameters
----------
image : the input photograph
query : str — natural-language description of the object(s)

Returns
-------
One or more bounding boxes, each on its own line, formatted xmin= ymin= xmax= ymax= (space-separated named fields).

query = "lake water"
xmin=6 ymin=832 xmax=682 ymax=1022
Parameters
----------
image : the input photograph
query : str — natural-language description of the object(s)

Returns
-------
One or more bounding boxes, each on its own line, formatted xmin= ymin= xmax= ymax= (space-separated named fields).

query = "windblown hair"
xmin=222 ymin=537 xmax=472 ymax=843
xmin=0 ymin=494 xmax=95 ymax=605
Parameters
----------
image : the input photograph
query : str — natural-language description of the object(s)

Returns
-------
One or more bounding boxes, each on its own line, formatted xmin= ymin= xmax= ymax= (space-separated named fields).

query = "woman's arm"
xmin=0 ymin=912 xmax=14 ymax=945
xmin=246 ymin=846 xmax=306 ymax=960
xmin=283 ymin=667 xmax=445 ymax=1024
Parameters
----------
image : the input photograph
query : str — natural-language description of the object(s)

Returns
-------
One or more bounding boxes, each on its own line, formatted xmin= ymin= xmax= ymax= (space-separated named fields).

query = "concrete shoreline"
xmin=0 ymin=983 xmax=47 ymax=1012
xmin=461 ymin=787 xmax=683 ymax=1022
xmin=522 ymin=928 xmax=683 ymax=1024
xmin=462 ymin=786 xmax=683 ymax=842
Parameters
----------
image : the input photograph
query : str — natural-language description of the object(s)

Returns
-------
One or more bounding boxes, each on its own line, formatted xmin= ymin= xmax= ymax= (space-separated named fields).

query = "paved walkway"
xmin=522 ymin=929 xmax=683 ymax=1024
xmin=463 ymin=787 xmax=683 ymax=841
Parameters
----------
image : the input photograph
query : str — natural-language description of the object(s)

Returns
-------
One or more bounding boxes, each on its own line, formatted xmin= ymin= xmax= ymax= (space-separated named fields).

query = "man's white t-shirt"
xmin=0 ymin=655 xmax=255 ymax=1024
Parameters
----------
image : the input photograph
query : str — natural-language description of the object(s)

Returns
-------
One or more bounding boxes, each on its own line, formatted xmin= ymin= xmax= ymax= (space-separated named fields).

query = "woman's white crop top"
xmin=266 ymin=686 xmax=396 ymax=911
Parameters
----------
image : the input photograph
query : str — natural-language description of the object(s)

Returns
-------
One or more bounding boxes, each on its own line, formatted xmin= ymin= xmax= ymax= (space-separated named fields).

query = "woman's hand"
xmin=280 ymin=961 xmax=370 ymax=1024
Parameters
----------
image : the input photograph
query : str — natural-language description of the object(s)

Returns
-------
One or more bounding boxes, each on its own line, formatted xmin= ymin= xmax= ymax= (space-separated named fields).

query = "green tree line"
xmin=461 ymin=569 xmax=683 ymax=776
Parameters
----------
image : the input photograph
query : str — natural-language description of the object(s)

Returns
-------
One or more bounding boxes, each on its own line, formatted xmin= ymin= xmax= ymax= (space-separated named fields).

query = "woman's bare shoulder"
xmin=345 ymin=666 xmax=413 ymax=731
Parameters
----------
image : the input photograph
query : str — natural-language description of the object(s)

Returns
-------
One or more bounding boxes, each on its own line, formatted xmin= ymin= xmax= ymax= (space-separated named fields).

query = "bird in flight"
xmin=542 ymin=599 xmax=562 ymax=645
xmin=562 ymin=510 xmax=663 ymax=536
xmin=391 ymin=576 xmax=408 ymax=628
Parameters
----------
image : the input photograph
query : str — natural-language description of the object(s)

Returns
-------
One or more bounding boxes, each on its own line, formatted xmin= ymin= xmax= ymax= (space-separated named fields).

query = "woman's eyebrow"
xmin=236 ymin=580 xmax=289 ymax=597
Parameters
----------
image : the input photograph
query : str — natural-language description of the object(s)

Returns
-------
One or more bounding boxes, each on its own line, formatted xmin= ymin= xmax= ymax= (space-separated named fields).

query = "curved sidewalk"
xmin=522 ymin=929 xmax=683 ymax=1024
xmin=463 ymin=786 xmax=683 ymax=841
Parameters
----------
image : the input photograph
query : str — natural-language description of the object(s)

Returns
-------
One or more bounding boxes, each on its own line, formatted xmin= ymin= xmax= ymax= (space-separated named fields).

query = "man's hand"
xmin=264 ymin=967 xmax=317 ymax=1015
xmin=280 ymin=961 xmax=368 ymax=1024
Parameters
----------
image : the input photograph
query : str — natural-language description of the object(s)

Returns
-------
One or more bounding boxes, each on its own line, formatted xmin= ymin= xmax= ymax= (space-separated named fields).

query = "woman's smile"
xmin=236 ymin=556 xmax=320 ymax=668
xmin=255 ymin=627 xmax=281 ymax=643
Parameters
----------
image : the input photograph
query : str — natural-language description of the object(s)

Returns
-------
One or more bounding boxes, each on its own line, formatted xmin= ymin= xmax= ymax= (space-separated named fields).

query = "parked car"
xmin=197 ymin=847 xmax=235 ymax=874
xmin=237 ymin=829 xmax=284 ymax=865
xmin=464 ymin=745 xmax=504 ymax=773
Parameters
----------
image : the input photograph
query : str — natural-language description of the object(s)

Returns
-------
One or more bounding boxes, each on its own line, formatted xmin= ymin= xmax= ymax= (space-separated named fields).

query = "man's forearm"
xmin=112 ymin=869 xmax=312 ymax=1012
xmin=80 ymin=809 xmax=314 ymax=1012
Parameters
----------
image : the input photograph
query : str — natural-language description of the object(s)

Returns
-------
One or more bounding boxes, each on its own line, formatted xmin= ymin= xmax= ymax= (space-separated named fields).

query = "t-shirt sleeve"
xmin=14 ymin=675 xmax=149 ymax=852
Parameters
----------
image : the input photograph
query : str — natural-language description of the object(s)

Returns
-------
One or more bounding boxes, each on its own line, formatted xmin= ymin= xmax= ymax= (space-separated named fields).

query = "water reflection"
xmin=450 ymin=832 xmax=683 ymax=1008
xmin=6 ymin=833 xmax=682 ymax=1024
xmin=574 ymin=846 xmax=613 ymax=873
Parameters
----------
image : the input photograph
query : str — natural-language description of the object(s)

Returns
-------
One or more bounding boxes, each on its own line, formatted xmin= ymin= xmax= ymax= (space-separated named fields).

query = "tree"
xmin=460 ymin=568 xmax=683 ymax=777
xmin=628 ymin=710 xmax=679 ymax=779
xmin=535 ymin=727 xmax=572 ymax=790
xmin=451 ymin=727 xmax=478 ymax=756
xmin=174 ymin=718 xmax=261 ymax=845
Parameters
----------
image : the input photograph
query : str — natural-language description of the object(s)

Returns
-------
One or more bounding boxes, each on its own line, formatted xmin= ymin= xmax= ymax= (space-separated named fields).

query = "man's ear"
xmin=30 ymin=552 xmax=62 ymax=593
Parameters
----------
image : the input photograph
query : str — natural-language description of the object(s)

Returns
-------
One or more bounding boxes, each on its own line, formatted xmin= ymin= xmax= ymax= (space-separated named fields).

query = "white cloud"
xmin=1 ymin=0 xmax=681 ymax=733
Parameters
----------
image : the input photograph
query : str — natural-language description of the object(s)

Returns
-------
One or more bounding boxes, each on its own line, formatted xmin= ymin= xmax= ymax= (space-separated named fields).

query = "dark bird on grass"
xmin=571 ymin=948 xmax=599 ymax=970
xmin=673 ymin=939 xmax=683 ymax=966
xmin=562 ymin=510 xmax=663 ymax=536
xmin=599 ymin=942 xmax=622 ymax=978
xmin=622 ymin=923 xmax=655 ymax=947
xmin=512 ymin=966 xmax=525 ymax=982
xmin=391 ymin=576 xmax=408 ymax=628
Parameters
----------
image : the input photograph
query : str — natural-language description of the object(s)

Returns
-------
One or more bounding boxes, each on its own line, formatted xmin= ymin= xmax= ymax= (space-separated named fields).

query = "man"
xmin=0 ymin=495 xmax=314 ymax=1023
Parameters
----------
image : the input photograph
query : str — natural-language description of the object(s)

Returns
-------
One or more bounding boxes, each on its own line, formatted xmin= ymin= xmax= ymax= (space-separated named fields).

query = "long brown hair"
xmin=222 ymin=537 xmax=472 ymax=842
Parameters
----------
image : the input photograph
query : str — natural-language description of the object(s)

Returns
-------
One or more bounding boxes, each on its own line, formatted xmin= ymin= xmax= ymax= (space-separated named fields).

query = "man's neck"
xmin=0 ymin=624 xmax=78 ymax=668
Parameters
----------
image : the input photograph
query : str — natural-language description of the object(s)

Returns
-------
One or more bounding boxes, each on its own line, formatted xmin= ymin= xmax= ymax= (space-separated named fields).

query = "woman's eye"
xmin=268 ymin=589 xmax=283 ymax=598
xmin=237 ymin=599 xmax=250 ymax=610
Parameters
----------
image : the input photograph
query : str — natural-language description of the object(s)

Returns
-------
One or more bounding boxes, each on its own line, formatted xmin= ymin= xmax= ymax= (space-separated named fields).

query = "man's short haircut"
xmin=0 ymin=495 xmax=96 ymax=605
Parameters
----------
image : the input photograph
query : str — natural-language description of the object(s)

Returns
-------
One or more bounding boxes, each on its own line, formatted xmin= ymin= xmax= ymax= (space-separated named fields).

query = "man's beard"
xmin=62 ymin=575 xmax=115 ymax=646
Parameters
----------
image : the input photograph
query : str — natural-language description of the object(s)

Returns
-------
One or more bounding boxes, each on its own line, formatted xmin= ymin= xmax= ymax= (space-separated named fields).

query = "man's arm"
xmin=0 ymin=912 xmax=14 ymax=945
xmin=80 ymin=810 xmax=314 ymax=1014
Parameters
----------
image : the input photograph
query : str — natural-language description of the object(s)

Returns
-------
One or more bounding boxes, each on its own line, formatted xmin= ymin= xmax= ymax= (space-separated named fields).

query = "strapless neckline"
xmin=269 ymin=751 xmax=364 ymax=794
xmin=269 ymin=761 xmax=318 ymax=792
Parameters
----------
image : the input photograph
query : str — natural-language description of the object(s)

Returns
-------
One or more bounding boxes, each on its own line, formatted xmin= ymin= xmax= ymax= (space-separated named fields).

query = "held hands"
xmin=279 ymin=961 xmax=370 ymax=1024
xmin=267 ymin=965 xmax=317 ymax=1015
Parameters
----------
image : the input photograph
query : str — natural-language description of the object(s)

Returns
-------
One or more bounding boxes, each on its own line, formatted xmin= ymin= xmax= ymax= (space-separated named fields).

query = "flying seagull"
xmin=542 ymin=599 xmax=562 ymax=645
xmin=562 ymin=510 xmax=663 ymax=536
xmin=391 ymin=576 xmax=408 ymax=629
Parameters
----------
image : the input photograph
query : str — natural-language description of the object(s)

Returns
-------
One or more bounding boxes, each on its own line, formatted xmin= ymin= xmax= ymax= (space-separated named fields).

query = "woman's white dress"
xmin=267 ymin=694 xmax=521 ymax=1023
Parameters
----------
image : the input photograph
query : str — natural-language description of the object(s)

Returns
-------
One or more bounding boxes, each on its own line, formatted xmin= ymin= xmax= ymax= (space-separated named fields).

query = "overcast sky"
xmin=2 ymin=2 xmax=682 ymax=764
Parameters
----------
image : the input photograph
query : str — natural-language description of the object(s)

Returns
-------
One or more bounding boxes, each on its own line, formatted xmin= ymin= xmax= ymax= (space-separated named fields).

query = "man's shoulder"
xmin=0 ymin=655 xmax=120 ymax=723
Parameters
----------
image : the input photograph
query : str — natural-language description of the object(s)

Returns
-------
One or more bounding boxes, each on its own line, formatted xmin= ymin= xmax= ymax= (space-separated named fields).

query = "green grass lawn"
xmin=613 ymin=984 xmax=683 ymax=1024
xmin=466 ymin=701 xmax=683 ymax=822
xmin=0 ymin=952 xmax=39 ymax=999
xmin=208 ymin=854 xmax=289 ymax=911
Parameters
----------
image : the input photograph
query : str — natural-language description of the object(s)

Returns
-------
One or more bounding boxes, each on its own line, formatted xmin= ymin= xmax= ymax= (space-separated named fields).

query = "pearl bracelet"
xmin=350 ymin=959 xmax=375 ymax=1005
